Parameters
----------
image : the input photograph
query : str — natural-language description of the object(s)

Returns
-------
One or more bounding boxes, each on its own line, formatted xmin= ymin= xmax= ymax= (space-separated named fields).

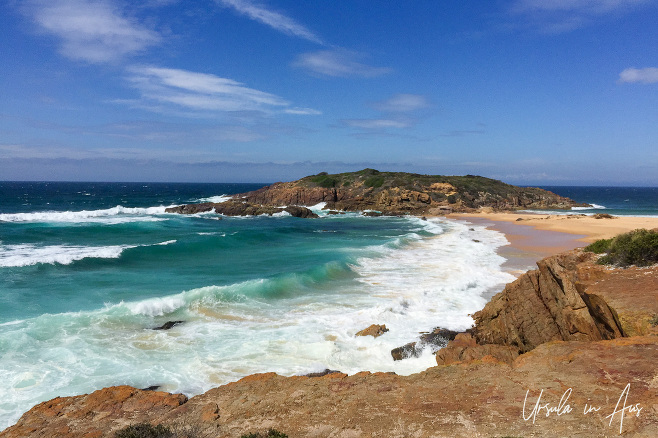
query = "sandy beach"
xmin=446 ymin=212 xmax=658 ymax=271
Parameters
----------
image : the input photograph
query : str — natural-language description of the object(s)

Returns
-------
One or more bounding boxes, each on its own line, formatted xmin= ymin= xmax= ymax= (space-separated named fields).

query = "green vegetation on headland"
xmin=585 ymin=229 xmax=658 ymax=267
xmin=166 ymin=169 xmax=586 ymax=216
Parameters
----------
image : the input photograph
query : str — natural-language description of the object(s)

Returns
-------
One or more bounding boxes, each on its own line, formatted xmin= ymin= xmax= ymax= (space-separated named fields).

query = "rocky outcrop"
xmin=470 ymin=250 xmax=625 ymax=353
xmin=165 ymin=169 xmax=586 ymax=217
xmin=435 ymin=333 xmax=520 ymax=365
xmin=165 ymin=200 xmax=318 ymax=218
xmin=1 ymin=386 xmax=187 ymax=438
xmin=165 ymin=202 xmax=215 ymax=214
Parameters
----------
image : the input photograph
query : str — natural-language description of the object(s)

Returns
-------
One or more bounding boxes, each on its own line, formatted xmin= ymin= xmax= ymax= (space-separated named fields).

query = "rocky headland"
xmin=3 ymin=246 xmax=656 ymax=438
xmin=165 ymin=169 xmax=586 ymax=217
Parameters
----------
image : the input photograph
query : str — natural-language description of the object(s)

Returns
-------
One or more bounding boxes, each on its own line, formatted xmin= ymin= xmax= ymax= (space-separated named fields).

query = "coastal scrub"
xmin=585 ymin=229 xmax=658 ymax=267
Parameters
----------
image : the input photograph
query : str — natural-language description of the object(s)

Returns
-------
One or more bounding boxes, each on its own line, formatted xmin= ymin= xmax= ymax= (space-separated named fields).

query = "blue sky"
xmin=1 ymin=0 xmax=657 ymax=185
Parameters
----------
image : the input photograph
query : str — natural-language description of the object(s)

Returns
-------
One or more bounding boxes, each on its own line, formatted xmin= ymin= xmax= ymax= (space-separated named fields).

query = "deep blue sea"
xmin=0 ymin=182 xmax=655 ymax=429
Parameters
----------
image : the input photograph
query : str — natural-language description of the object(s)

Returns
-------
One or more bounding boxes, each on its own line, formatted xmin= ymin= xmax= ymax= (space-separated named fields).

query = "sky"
xmin=1 ymin=0 xmax=657 ymax=185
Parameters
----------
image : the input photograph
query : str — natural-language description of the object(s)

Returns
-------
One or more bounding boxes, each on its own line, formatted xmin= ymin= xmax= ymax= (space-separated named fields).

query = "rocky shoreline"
xmin=3 ymin=246 xmax=656 ymax=437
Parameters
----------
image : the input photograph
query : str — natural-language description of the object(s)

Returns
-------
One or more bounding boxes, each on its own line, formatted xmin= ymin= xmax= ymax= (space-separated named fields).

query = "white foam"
xmin=308 ymin=202 xmax=327 ymax=211
xmin=572 ymin=204 xmax=606 ymax=210
xmin=0 ymin=216 xmax=517 ymax=429
xmin=0 ymin=244 xmax=134 ymax=267
xmin=195 ymin=195 xmax=232 ymax=203
xmin=124 ymin=296 xmax=187 ymax=317
xmin=0 ymin=240 xmax=176 ymax=267
xmin=0 ymin=205 xmax=173 ymax=224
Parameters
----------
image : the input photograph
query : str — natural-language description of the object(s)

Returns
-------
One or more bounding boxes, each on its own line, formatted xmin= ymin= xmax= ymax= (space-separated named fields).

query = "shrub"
xmin=364 ymin=175 xmax=385 ymax=188
xmin=585 ymin=229 xmax=658 ymax=267
xmin=240 ymin=429 xmax=288 ymax=438
xmin=584 ymin=238 xmax=613 ymax=254
xmin=115 ymin=424 xmax=174 ymax=438
xmin=311 ymin=174 xmax=337 ymax=188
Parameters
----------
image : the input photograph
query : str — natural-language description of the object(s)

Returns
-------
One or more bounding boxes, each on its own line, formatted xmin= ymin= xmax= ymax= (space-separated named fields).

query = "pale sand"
xmin=450 ymin=212 xmax=658 ymax=243
xmin=444 ymin=212 xmax=658 ymax=273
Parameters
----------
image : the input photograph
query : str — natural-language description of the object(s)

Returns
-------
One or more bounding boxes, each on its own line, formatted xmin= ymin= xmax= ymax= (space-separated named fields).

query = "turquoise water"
xmin=2 ymin=182 xmax=654 ymax=429
xmin=0 ymin=182 xmax=517 ymax=429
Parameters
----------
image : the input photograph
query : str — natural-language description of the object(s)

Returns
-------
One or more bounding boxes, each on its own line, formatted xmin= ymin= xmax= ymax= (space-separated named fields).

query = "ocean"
xmin=0 ymin=182 xmax=655 ymax=429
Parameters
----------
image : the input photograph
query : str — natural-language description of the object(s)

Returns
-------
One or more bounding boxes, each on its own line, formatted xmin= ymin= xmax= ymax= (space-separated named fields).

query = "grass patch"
xmin=585 ymin=229 xmax=658 ymax=267
xmin=115 ymin=424 xmax=174 ymax=438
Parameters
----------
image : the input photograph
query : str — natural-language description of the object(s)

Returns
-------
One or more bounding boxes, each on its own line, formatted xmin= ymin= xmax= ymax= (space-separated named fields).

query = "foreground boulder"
xmin=471 ymin=250 xmax=625 ymax=353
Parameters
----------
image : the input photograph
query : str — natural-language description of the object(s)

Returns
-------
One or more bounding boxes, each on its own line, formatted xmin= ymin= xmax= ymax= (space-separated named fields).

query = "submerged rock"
xmin=152 ymin=321 xmax=185 ymax=330
xmin=355 ymin=324 xmax=389 ymax=338
xmin=391 ymin=342 xmax=421 ymax=361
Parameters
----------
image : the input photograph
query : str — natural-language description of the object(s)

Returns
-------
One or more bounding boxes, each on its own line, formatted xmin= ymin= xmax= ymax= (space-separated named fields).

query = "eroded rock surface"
xmin=471 ymin=250 xmax=625 ymax=353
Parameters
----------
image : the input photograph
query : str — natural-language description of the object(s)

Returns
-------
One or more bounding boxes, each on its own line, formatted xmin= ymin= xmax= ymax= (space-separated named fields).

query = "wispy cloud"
xmin=370 ymin=94 xmax=430 ymax=113
xmin=510 ymin=0 xmax=651 ymax=33
xmin=618 ymin=67 xmax=658 ymax=84
xmin=293 ymin=49 xmax=392 ymax=78
xmin=513 ymin=0 xmax=649 ymax=14
xmin=216 ymin=0 xmax=322 ymax=44
xmin=23 ymin=0 xmax=160 ymax=63
xmin=121 ymin=66 xmax=319 ymax=117
xmin=340 ymin=93 xmax=430 ymax=135
xmin=342 ymin=119 xmax=412 ymax=130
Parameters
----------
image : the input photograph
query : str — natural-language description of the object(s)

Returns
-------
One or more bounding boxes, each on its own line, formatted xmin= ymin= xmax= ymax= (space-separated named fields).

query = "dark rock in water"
xmin=355 ymin=324 xmax=389 ymax=338
xmin=211 ymin=200 xmax=318 ymax=218
xmin=153 ymin=321 xmax=185 ymax=330
xmin=141 ymin=385 xmax=161 ymax=391
xmin=165 ymin=203 xmax=215 ymax=214
xmin=391 ymin=342 xmax=422 ymax=361
xmin=419 ymin=328 xmax=460 ymax=353
xmin=362 ymin=211 xmax=383 ymax=217
xmin=392 ymin=328 xmax=461 ymax=361
xmin=304 ymin=369 xmax=343 ymax=378
xmin=284 ymin=205 xmax=319 ymax=218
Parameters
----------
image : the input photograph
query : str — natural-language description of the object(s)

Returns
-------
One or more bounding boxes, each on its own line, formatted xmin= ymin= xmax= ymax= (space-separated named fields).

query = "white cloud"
xmin=618 ymin=67 xmax=658 ymax=84
xmin=25 ymin=0 xmax=160 ymax=63
xmin=216 ymin=0 xmax=322 ymax=44
xmin=123 ymin=66 xmax=319 ymax=117
xmin=371 ymin=94 xmax=430 ymax=113
xmin=293 ymin=49 xmax=392 ymax=78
